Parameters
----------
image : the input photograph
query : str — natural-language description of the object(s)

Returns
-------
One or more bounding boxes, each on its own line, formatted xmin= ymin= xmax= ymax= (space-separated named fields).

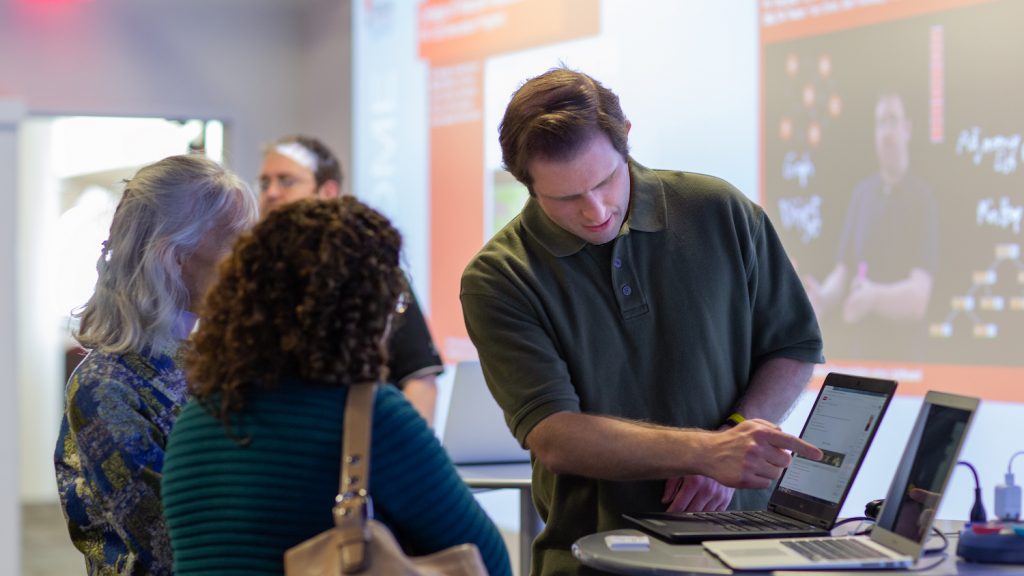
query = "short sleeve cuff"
xmin=509 ymin=393 xmax=581 ymax=447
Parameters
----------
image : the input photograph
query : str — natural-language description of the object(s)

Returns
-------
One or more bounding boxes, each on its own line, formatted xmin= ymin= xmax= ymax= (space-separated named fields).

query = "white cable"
xmin=995 ymin=451 xmax=1024 ymax=520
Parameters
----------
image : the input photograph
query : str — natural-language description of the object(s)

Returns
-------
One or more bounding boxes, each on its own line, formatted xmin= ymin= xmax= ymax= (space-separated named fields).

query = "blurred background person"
xmin=54 ymin=155 xmax=258 ymax=574
xmin=804 ymin=93 xmax=939 ymax=360
xmin=258 ymin=135 xmax=443 ymax=425
xmin=162 ymin=197 xmax=511 ymax=576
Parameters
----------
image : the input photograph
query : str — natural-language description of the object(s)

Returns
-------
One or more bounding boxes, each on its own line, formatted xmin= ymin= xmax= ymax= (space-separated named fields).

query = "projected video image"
xmin=764 ymin=0 xmax=1024 ymax=367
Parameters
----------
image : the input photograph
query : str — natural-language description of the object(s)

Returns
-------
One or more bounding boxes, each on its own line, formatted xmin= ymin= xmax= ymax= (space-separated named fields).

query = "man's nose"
xmin=580 ymin=192 xmax=607 ymax=223
xmin=263 ymin=180 xmax=281 ymax=198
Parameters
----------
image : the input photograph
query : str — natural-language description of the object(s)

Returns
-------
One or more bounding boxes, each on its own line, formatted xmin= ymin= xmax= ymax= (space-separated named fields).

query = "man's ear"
xmin=317 ymin=180 xmax=341 ymax=200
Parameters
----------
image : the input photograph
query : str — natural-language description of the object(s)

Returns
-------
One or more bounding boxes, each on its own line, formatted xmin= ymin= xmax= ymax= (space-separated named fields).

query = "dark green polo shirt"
xmin=461 ymin=160 xmax=823 ymax=576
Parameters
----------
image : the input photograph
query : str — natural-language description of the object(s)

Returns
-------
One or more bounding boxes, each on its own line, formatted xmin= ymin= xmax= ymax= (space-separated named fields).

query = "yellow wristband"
xmin=726 ymin=412 xmax=746 ymax=427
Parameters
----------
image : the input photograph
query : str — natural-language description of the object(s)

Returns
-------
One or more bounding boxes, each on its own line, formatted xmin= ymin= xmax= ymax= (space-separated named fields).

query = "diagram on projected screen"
xmin=930 ymin=242 xmax=1024 ymax=339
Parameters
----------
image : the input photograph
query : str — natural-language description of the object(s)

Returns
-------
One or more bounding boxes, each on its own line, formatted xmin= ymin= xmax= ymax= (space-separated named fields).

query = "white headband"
xmin=274 ymin=142 xmax=318 ymax=173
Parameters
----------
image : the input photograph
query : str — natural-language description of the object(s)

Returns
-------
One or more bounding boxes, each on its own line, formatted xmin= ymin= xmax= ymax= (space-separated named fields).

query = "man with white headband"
xmin=258 ymin=135 xmax=444 ymax=425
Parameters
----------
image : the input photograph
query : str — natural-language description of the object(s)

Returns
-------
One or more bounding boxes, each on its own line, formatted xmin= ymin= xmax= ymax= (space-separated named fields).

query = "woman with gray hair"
xmin=54 ymin=154 xmax=257 ymax=575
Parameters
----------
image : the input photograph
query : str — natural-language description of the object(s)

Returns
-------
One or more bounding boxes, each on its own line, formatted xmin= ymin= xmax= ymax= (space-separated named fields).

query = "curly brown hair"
xmin=187 ymin=196 xmax=405 ymax=420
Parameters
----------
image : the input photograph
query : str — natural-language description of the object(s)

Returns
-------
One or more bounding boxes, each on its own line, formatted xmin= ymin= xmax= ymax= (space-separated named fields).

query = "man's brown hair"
xmin=498 ymin=67 xmax=629 ymax=192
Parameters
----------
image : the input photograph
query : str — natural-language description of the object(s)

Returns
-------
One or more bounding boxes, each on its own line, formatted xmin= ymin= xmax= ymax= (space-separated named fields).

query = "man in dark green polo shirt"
xmin=460 ymin=68 xmax=825 ymax=576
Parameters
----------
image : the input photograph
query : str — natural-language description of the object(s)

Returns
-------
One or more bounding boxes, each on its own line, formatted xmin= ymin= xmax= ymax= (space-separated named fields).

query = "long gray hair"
xmin=75 ymin=154 xmax=258 ymax=354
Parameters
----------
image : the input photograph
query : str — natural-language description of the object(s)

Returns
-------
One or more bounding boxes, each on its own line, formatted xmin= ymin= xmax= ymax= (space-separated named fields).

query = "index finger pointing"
xmin=768 ymin=431 xmax=823 ymax=461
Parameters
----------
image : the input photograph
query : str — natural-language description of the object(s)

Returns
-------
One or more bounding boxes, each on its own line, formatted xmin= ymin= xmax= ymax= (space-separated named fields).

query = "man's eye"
xmin=257 ymin=178 xmax=270 ymax=191
xmin=280 ymin=177 xmax=297 ymax=188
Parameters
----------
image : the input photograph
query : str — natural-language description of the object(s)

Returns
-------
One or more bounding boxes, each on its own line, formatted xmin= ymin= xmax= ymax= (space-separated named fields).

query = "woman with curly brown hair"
xmin=161 ymin=197 xmax=511 ymax=576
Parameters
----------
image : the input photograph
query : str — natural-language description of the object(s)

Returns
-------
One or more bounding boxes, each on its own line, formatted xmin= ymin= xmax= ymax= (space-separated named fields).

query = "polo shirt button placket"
xmin=621 ymin=284 xmax=632 ymax=296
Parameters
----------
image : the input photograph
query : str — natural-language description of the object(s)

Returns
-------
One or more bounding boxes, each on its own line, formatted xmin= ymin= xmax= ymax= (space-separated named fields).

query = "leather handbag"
xmin=284 ymin=383 xmax=489 ymax=576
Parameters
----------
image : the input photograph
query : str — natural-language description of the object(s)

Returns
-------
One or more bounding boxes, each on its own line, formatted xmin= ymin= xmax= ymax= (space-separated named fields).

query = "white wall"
xmin=17 ymin=121 xmax=63 ymax=504
xmin=0 ymin=96 xmax=25 ymax=576
xmin=351 ymin=0 xmax=431 ymax=300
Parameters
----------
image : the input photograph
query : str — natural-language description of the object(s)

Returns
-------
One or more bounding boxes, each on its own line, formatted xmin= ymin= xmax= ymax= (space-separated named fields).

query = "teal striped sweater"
xmin=162 ymin=382 xmax=511 ymax=576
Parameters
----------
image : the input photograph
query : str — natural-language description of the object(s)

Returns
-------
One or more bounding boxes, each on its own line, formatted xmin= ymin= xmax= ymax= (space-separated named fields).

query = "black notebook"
xmin=623 ymin=372 xmax=896 ymax=543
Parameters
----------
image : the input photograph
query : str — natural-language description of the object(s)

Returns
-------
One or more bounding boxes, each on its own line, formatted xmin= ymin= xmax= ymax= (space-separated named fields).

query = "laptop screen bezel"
xmin=769 ymin=373 xmax=896 ymax=528
xmin=868 ymin=391 xmax=979 ymax=559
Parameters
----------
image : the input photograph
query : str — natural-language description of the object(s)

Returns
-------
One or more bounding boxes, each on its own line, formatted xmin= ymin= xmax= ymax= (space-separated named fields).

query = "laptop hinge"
xmin=768 ymin=504 xmax=831 ymax=529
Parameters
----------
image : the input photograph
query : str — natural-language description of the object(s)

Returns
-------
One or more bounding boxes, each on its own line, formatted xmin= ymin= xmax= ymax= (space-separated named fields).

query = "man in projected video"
xmin=804 ymin=93 xmax=939 ymax=361
xmin=461 ymin=68 xmax=824 ymax=576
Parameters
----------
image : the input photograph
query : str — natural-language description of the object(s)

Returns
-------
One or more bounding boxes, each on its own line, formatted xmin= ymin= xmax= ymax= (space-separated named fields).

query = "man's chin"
xmin=581 ymin=230 xmax=618 ymax=245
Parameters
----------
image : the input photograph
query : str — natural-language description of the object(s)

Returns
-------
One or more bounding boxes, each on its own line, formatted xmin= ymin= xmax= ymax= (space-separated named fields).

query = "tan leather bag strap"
xmin=335 ymin=382 xmax=377 ymax=573
xmin=341 ymin=383 xmax=375 ymax=495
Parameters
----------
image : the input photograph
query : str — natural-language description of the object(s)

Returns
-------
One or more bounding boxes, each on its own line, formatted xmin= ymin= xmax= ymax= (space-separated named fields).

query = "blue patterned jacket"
xmin=55 ymin=346 xmax=189 ymax=575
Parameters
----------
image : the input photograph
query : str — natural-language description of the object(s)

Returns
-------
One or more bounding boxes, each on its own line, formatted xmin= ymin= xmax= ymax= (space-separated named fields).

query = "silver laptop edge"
xmin=442 ymin=361 xmax=530 ymax=465
xmin=868 ymin=390 xmax=979 ymax=560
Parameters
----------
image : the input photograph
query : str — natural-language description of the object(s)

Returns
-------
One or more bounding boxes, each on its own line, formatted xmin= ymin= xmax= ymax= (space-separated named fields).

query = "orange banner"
xmin=428 ymin=61 xmax=485 ymax=363
xmin=761 ymin=0 xmax=996 ymax=44
xmin=419 ymin=0 xmax=600 ymax=64
xmin=422 ymin=0 xmax=600 ymax=361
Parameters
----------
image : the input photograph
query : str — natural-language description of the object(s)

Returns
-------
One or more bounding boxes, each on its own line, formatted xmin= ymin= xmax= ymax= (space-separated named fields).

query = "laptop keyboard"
xmin=691 ymin=510 xmax=809 ymax=532
xmin=782 ymin=538 xmax=889 ymax=560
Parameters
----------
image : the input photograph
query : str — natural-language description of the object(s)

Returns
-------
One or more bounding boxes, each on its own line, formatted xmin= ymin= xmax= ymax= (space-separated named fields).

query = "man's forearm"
xmin=524 ymin=408 xmax=821 ymax=489
xmin=525 ymin=411 xmax=708 ymax=480
xmin=729 ymin=357 xmax=813 ymax=424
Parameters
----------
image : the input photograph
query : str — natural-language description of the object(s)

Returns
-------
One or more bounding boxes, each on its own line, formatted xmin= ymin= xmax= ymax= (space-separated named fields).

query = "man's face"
xmin=258 ymin=151 xmax=319 ymax=215
xmin=529 ymin=131 xmax=631 ymax=246
xmin=874 ymin=95 xmax=911 ymax=183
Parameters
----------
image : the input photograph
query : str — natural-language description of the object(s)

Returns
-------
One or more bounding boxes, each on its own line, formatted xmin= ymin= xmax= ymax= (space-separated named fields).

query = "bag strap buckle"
xmin=334 ymin=490 xmax=373 ymax=572
xmin=334 ymin=490 xmax=373 ymax=526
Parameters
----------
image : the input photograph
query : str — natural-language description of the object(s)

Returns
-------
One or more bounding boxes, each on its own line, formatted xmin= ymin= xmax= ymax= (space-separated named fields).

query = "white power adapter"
xmin=996 ymin=472 xmax=1022 ymax=520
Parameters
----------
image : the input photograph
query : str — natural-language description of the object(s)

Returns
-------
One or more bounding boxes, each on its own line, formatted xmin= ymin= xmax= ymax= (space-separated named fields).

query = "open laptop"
xmin=624 ymin=373 xmax=895 ymax=543
xmin=704 ymin=390 xmax=979 ymax=570
xmin=441 ymin=361 xmax=530 ymax=465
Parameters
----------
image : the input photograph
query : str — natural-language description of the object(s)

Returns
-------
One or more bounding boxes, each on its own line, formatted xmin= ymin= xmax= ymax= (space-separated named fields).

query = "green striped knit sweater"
xmin=162 ymin=382 xmax=511 ymax=576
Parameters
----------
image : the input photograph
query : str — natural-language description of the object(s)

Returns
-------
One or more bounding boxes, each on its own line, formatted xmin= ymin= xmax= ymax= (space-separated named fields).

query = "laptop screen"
xmin=769 ymin=374 xmax=894 ymax=525
xmin=442 ymin=361 xmax=530 ymax=465
xmin=870 ymin=391 xmax=979 ymax=557
xmin=776 ymin=383 xmax=890 ymax=504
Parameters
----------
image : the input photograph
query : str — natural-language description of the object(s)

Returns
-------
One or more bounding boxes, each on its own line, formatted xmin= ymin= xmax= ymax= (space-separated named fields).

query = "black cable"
xmin=922 ymin=527 xmax=948 ymax=555
xmin=957 ymin=460 xmax=988 ymax=523
xmin=832 ymin=516 xmax=872 ymax=528
xmin=832 ymin=516 xmax=948 ymax=552
xmin=907 ymin=553 xmax=949 ymax=572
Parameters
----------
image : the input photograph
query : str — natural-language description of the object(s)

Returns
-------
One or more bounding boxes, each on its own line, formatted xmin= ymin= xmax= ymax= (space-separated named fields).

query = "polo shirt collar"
xmin=521 ymin=158 xmax=667 ymax=257
xmin=626 ymin=159 xmax=667 ymax=234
